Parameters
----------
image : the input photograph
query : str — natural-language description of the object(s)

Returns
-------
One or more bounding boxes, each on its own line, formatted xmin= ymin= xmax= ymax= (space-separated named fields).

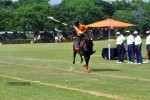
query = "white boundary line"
xmin=0 ymin=74 xmax=122 ymax=100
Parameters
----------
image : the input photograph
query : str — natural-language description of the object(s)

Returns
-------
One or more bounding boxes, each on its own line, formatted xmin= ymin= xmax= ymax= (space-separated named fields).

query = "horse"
xmin=73 ymin=30 xmax=94 ymax=73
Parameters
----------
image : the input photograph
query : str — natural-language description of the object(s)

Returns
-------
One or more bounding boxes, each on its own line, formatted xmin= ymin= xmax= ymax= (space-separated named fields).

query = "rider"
xmin=73 ymin=20 xmax=96 ymax=54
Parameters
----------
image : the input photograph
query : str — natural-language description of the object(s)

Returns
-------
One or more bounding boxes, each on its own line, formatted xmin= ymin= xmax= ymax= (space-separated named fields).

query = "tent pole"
xmin=108 ymin=26 xmax=111 ymax=60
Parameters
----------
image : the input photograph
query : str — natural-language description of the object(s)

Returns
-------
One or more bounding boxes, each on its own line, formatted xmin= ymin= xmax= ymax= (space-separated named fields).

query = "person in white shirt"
xmin=55 ymin=36 xmax=58 ymax=43
xmin=116 ymin=32 xmax=126 ymax=63
xmin=146 ymin=31 xmax=150 ymax=62
xmin=134 ymin=31 xmax=142 ymax=64
xmin=126 ymin=30 xmax=135 ymax=63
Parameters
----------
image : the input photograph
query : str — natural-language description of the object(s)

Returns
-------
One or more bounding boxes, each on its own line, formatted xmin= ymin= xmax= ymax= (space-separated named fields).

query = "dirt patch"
xmin=0 ymin=61 xmax=150 ymax=82
xmin=57 ymin=68 xmax=150 ymax=82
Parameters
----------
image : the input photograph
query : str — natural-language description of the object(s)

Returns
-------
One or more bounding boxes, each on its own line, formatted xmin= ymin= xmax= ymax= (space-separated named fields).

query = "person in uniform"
xmin=126 ymin=30 xmax=135 ymax=64
xmin=116 ymin=32 xmax=126 ymax=63
xmin=134 ymin=31 xmax=142 ymax=64
xmin=146 ymin=31 xmax=150 ymax=63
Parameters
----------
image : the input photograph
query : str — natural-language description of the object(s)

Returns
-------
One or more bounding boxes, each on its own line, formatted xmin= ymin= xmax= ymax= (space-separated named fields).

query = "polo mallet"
xmin=47 ymin=16 xmax=67 ymax=41
xmin=47 ymin=16 xmax=67 ymax=26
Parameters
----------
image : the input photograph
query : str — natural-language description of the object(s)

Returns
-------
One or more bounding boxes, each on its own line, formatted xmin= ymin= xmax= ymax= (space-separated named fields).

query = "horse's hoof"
xmin=83 ymin=64 xmax=86 ymax=67
xmin=86 ymin=69 xmax=91 ymax=73
xmin=73 ymin=62 xmax=75 ymax=64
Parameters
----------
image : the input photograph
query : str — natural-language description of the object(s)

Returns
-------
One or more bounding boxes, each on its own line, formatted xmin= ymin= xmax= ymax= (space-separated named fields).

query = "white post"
xmin=108 ymin=43 xmax=110 ymax=60
xmin=108 ymin=26 xmax=111 ymax=60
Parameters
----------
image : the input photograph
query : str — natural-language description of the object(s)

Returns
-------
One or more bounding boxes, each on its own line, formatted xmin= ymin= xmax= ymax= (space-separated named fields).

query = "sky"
xmin=12 ymin=0 xmax=149 ymax=4
xmin=50 ymin=0 xmax=62 ymax=5
xmin=50 ymin=0 xmax=149 ymax=5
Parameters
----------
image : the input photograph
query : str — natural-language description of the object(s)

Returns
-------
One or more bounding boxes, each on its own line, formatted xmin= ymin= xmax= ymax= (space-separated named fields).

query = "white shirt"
xmin=121 ymin=34 xmax=126 ymax=41
xmin=37 ymin=35 xmax=41 ymax=40
xmin=146 ymin=35 xmax=150 ymax=45
xmin=116 ymin=35 xmax=125 ymax=45
xmin=127 ymin=34 xmax=134 ymax=45
xmin=135 ymin=35 xmax=142 ymax=45
xmin=55 ymin=36 xmax=58 ymax=40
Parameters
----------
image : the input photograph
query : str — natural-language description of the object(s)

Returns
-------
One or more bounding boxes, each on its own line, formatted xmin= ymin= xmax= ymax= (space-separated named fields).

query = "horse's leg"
xmin=86 ymin=55 xmax=90 ymax=67
xmin=83 ymin=55 xmax=91 ymax=73
xmin=80 ymin=55 xmax=83 ymax=63
xmin=83 ymin=55 xmax=88 ymax=71
xmin=73 ymin=50 xmax=77 ymax=64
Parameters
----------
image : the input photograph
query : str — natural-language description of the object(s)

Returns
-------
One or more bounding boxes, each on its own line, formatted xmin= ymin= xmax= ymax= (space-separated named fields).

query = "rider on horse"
xmin=72 ymin=20 xmax=96 ymax=55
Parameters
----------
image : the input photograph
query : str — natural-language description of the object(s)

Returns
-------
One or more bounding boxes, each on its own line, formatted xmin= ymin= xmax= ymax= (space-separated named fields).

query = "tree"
xmin=14 ymin=3 xmax=51 ymax=32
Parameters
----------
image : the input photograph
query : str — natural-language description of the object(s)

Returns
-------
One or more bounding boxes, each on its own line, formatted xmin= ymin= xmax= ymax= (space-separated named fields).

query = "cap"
xmin=126 ymin=30 xmax=130 ymax=33
xmin=115 ymin=32 xmax=120 ymax=35
xmin=146 ymin=31 xmax=150 ymax=34
xmin=74 ymin=20 xmax=79 ymax=26
xmin=133 ymin=31 xmax=138 ymax=34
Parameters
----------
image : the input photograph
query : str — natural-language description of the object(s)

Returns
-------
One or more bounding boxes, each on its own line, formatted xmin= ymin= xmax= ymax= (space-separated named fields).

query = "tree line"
xmin=0 ymin=0 xmax=150 ymax=41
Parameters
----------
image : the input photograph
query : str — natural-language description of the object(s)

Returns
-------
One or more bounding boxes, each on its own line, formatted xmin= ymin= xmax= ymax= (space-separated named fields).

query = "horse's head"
xmin=73 ymin=29 xmax=94 ymax=54
xmin=85 ymin=29 xmax=94 ymax=40
xmin=83 ymin=30 xmax=94 ymax=54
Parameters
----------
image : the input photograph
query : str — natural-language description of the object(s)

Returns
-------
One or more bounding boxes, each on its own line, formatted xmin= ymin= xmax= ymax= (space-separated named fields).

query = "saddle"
xmin=74 ymin=38 xmax=96 ymax=55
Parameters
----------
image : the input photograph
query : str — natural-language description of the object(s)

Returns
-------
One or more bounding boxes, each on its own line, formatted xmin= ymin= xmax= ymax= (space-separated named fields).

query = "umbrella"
xmin=87 ymin=18 xmax=135 ymax=28
xmin=87 ymin=18 xmax=135 ymax=59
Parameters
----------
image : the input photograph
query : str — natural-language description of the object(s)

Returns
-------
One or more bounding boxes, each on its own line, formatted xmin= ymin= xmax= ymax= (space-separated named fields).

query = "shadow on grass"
xmin=91 ymin=69 xmax=121 ymax=72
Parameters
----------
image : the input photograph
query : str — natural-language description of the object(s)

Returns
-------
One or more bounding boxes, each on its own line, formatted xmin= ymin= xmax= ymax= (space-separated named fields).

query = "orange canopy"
xmin=87 ymin=18 xmax=135 ymax=27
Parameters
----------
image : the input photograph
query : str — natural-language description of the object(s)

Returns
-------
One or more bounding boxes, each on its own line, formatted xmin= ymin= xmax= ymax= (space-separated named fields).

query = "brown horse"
xmin=73 ymin=31 xmax=94 ymax=72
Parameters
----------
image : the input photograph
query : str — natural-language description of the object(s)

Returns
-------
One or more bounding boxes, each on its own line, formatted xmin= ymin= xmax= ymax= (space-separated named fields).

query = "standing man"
xmin=146 ymin=31 xmax=150 ymax=63
xmin=134 ymin=31 xmax=142 ymax=64
xmin=126 ymin=30 xmax=135 ymax=64
xmin=116 ymin=32 xmax=126 ymax=63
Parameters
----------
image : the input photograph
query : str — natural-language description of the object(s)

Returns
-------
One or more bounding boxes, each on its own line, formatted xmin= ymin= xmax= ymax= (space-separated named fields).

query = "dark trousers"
xmin=127 ymin=44 xmax=134 ymax=62
xmin=146 ymin=44 xmax=150 ymax=60
xmin=135 ymin=45 xmax=142 ymax=63
xmin=117 ymin=44 xmax=124 ymax=62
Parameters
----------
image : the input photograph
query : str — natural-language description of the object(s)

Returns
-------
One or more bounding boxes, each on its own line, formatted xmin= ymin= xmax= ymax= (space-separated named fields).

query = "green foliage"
xmin=0 ymin=9 xmax=14 ymax=31
xmin=14 ymin=3 xmax=50 ymax=32
xmin=0 ymin=0 xmax=150 ymax=41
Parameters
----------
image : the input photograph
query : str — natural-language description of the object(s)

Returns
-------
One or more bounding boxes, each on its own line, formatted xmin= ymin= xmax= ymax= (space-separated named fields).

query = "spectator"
xmin=55 ymin=36 xmax=58 ymax=43
xmin=133 ymin=31 xmax=143 ymax=64
xmin=146 ymin=31 xmax=150 ymax=63
xmin=116 ymin=32 xmax=126 ymax=63
xmin=126 ymin=30 xmax=135 ymax=64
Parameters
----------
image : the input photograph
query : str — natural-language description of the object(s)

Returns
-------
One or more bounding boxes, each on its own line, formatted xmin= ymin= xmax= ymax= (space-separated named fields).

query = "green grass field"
xmin=0 ymin=40 xmax=150 ymax=100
